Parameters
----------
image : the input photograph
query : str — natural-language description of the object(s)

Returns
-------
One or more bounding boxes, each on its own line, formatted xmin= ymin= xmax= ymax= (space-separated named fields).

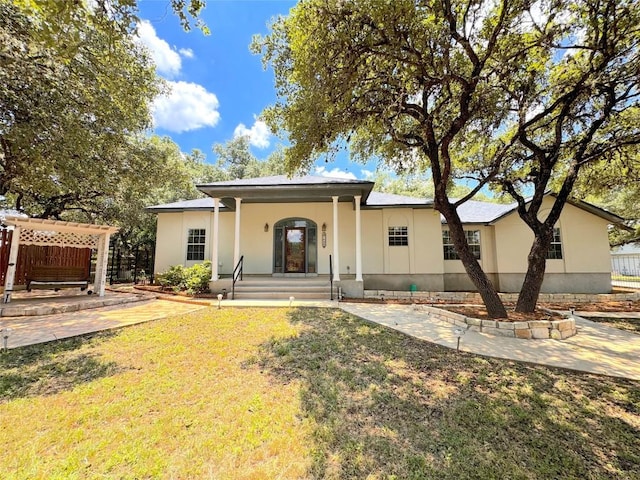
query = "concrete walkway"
xmin=2 ymin=296 xmax=638 ymax=381
xmin=340 ymin=303 xmax=640 ymax=380
xmin=1 ymin=299 xmax=205 ymax=349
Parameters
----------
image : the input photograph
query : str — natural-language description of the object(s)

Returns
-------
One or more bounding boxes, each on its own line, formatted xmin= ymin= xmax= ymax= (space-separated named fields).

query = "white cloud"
xmin=136 ymin=20 xmax=182 ymax=77
xmin=360 ymin=169 xmax=374 ymax=179
xmin=179 ymin=48 xmax=195 ymax=59
xmin=315 ymin=166 xmax=357 ymax=180
xmin=234 ymin=118 xmax=271 ymax=149
xmin=153 ymin=81 xmax=220 ymax=133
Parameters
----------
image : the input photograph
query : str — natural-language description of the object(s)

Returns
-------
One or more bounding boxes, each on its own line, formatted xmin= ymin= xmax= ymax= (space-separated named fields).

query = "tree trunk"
xmin=516 ymin=234 xmax=550 ymax=313
xmin=440 ymin=204 xmax=508 ymax=319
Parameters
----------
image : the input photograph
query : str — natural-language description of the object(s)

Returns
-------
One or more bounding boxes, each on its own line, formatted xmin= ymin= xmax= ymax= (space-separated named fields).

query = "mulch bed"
xmin=541 ymin=300 xmax=640 ymax=313
xmin=438 ymin=304 xmax=563 ymax=322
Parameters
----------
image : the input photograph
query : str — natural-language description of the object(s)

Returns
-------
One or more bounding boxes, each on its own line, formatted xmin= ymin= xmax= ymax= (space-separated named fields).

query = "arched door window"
xmin=273 ymin=218 xmax=317 ymax=274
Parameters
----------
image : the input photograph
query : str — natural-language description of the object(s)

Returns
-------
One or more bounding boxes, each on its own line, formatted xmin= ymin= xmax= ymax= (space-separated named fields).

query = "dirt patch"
xmin=542 ymin=300 xmax=640 ymax=313
xmin=438 ymin=304 xmax=563 ymax=322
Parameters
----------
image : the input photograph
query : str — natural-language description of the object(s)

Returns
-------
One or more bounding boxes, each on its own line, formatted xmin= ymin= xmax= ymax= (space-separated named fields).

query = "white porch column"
xmin=210 ymin=198 xmax=220 ymax=281
xmin=233 ymin=197 xmax=242 ymax=269
xmin=3 ymin=226 xmax=21 ymax=303
xmin=94 ymin=233 xmax=111 ymax=297
xmin=332 ymin=196 xmax=340 ymax=281
xmin=354 ymin=195 xmax=363 ymax=282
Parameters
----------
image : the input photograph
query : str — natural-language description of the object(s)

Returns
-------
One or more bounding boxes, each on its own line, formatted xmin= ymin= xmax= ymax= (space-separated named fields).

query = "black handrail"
xmin=329 ymin=254 xmax=333 ymax=301
xmin=231 ymin=255 xmax=244 ymax=300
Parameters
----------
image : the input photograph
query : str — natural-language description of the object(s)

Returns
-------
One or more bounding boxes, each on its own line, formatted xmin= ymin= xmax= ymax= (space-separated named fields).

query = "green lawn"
xmin=1 ymin=308 xmax=639 ymax=479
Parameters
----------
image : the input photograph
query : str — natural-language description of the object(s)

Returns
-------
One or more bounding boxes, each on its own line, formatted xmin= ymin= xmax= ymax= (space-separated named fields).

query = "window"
xmin=443 ymin=230 xmax=481 ymax=260
xmin=187 ymin=228 xmax=206 ymax=261
xmin=388 ymin=226 xmax=408 ymax=246
xmin=546 ymin=227 xmax=563 ymax=260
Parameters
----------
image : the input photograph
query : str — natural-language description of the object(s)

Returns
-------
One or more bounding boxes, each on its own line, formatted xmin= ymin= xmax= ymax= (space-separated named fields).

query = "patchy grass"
xmin=0 ymin=308 xmax=313 ymax=479
xmin=581 ymin=317 xmax=640 ymax=334
xmin=1 ymin=308 xmax=639 ymax=479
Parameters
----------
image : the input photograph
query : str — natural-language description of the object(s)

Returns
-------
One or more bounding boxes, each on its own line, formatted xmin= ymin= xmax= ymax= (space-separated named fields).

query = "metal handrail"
xmin=329 ymin=254 xmax=333 ymax=301
xmin=231 ymin=255 xmax=244 ymax=300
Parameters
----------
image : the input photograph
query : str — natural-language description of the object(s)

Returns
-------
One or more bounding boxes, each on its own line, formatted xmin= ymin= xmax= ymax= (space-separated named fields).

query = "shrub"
xmin=183 ymin=261 xmax=212 ymax=294
xmin=155 ymin=262 xmax=211 ymax=295
xmin=156 ymin=265 xmax=185 ymax=291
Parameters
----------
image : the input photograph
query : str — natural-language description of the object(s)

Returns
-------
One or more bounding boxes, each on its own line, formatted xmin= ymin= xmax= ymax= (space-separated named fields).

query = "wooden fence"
xmin=0 ymin=229 xmax=91 ymax=286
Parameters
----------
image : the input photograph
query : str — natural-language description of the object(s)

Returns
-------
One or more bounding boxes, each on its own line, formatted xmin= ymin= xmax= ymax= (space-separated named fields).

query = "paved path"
xmin=340 ymin=303 xmax=640 ymax=380
xmin=1 ymin=299 xmax=205 ymax=349
xmin=2 ymin=297 xmax=639 ymax=380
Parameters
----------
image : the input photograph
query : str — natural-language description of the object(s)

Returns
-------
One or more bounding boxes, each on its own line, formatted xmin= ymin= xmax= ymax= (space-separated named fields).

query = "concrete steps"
xmin=231 ymin=277 xmax=333 ymax=300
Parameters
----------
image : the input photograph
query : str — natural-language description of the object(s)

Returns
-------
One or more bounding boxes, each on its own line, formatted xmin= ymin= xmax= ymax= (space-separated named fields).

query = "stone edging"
xmin=0 ymin=293 xmax=153 ymax=317
xmin=414 ymin=305 xmax=577 ymax=340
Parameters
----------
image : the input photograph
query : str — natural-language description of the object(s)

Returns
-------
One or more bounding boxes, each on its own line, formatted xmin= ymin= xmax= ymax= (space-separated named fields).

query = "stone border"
xmin=415 ymin=305 xmax=577 ymax=340
xmin=366 ymin=290 xmax=640 ymax=304
xmin=0 ymin=292 xmax=153 ymax=317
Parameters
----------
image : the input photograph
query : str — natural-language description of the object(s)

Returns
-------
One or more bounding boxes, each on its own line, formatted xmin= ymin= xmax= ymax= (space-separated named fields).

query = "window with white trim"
xmin=546 ymin=227 xmax=563 ymax=260
xmin=443 ymin=230 xmax=481 ymax=260
xmin=388 ymin=226 xmax=408 ymax=246
xmin=186 ymin=228 xmax=206 ymax=261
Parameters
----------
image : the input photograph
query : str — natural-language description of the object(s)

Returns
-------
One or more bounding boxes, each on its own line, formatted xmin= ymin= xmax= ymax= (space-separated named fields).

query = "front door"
xmin=285 ymin=227 xmax=306 ymax=273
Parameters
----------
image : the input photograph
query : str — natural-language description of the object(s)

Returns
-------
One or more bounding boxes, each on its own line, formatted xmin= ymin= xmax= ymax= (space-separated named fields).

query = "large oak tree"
xmin=253 ymin=0 xmax=640 ymax=317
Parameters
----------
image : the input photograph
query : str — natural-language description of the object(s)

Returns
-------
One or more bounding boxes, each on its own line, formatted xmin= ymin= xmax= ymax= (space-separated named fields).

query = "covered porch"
xmin=197 ymin=176 xmax=374 ymax=297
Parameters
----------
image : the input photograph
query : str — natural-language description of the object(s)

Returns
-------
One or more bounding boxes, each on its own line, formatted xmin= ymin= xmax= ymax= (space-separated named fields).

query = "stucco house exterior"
xmin=148 ymin=175 xmax=621 ymax=297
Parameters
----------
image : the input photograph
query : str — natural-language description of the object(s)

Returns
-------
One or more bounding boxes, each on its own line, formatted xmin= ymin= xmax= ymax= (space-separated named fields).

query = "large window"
xmin=388 ymin=226 xmax=408 ymax=246
xmin=187 ymin=228 xmax=206 ymax=261
xmin=443 ymin=230 xmax=481 ymax=260
xmin=546 ymin=227 xmax=563 ymax=260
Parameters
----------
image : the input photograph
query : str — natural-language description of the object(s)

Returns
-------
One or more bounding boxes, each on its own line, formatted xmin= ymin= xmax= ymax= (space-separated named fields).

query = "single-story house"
xmin=148 ymin=175 xmax=621 ymax=297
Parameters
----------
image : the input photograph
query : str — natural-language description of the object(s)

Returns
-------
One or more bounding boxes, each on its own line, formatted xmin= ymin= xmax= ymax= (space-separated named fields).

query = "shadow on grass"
xmin=257 ymin=308 xmax=640 ymax=479
xmin=0 ymin=331 xmax=121 ymax=401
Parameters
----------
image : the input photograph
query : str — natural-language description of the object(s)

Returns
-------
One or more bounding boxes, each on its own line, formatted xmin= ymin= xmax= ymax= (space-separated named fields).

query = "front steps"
xmin=231 ymin=276 xmax=333 ymax=300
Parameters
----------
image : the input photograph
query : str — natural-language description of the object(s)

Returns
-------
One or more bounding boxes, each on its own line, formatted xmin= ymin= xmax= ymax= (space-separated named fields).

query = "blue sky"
xmin=136 ymin=0 xmax=374 ymax=180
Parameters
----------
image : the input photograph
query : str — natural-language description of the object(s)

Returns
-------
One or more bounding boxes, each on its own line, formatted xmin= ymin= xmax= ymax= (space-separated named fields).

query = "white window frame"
xmin=546 ymin=227 xmax=563 ymax=260
xmin=186 ymin=228 xmax=206 ymax=261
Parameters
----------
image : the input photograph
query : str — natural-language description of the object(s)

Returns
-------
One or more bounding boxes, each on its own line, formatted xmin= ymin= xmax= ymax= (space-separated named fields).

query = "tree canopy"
xmin=254 ymin=0 xmax=640 ymax=317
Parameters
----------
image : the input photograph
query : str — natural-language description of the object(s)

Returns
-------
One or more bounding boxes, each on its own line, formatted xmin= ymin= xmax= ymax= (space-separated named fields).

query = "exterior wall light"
xmin=264 ymin=223 xmax=269 ymax=232
xmin=321 ymin=223 xmax=327 ymax=248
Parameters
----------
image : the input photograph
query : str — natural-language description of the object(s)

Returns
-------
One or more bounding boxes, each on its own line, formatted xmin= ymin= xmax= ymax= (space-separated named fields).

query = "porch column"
xmin=332 ymin=196 xmax=340 ymax=281
xmin=354 ymin=195 xmax=363 ymax=282
xmin=233 ymin=197 xmax=242 ymax=270
xmin=94 ymin=233 xmax=111 ymax=297
xmin=210 ymin=198 xmax=220 ymax=281
xmin=2 ymin=226 xmax=21 ymax=303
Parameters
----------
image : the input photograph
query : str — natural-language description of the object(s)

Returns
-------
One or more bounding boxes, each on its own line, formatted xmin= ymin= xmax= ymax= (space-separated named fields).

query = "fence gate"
xmin=611 ymin=254 xmax=640 ymax=289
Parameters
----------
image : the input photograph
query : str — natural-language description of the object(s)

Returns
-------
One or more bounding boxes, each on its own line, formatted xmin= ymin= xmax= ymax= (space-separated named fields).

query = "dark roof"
xmin=197 ymin=174 xmax=369 ymax=187
xmin=442 ymin=196 xmax=626 ymax=226
xmin=365 ymin=191 xmax=433 ymax=208
xmin=146 ymin=197 xmax=224 ymax=213
xmin=197 ymin=174 xmax=375 ymax=208
xmin=442 ymin=200 xmax=516 ymax=224
xmin=147 ymin=176 xmax=624 ymax=227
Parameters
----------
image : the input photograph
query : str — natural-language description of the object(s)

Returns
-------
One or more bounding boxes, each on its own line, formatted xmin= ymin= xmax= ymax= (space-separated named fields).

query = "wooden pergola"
xmin=2 ymin=216 xmax=119 ymax=303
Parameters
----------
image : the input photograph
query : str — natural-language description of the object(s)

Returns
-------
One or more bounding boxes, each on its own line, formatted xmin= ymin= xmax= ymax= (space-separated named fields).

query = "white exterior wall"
xmin=154 ymin=197 xmax=612 ymax=294
xmin=493 ymin=198 xmax=610 ymax=274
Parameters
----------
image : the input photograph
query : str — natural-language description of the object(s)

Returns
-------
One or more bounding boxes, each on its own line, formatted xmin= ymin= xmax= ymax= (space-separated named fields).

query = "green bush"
xmin=156 ymin=265 xmax=185 ymax=291
xmin=183 ymin=261 xmax=212 ymax=294
xmin=156 ymin=262 xmax=211 ymax=295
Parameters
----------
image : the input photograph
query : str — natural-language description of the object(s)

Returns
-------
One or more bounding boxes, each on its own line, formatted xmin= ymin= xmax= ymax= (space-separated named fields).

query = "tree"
xmin=0 ymin=1 xmax=160 ymax=211
xmin=254 ymin=0 xmax=640 ymax=317
xmin=212 ymin=136 xmax=287 ymax=180
xmin=494 ymin=0 xmax=640 ymax=311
